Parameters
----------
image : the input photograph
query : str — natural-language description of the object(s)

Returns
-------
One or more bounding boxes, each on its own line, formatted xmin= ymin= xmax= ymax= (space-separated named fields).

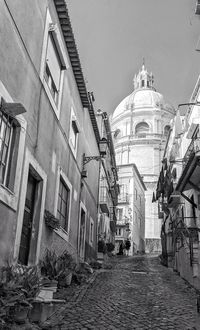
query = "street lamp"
xmin=81 ymin=138 xmax=108 ymax=178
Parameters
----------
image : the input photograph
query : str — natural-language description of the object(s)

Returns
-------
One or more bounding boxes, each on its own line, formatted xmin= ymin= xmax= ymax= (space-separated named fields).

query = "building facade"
xmin=157 ymin=3 xmax=200 ymax=290
xmin=158 ymin=75 xmax=200 ymax=290
xmin=111 ymin=65 xmax=175 ymax=252
xmin=0 ymin=0 xmax=118 ymax=266
xmin=115 ymin=164 xmax=146 ymax=255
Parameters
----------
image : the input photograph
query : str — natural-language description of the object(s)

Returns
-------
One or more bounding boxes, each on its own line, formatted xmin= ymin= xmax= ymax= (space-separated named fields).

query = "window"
xmin=71 ymin=121 xmax=78 ymax=148
xmin=0 ymin=89 xmax=26 ymax=212
xmin=135 ymin=122 xmax=149 ymax=135
xmin=0 ymin=109 xmax=20 ymax=190
xmin=40 ymin=10 xmax=69 ymax=117
xmin=118 ymin=228 xmax=121 ymax=236
xmin=44 ymin=33 xmax=63 ymax=105
xmin=135 ymin=188 xmax=137 ymax=200
xmin=89 ymin=217 xmax=94 ymax=245
xmin=117 ymin=208 xmax=123 ymax=221
xmin=164 ymin=125 xmax=170 ymax=137
xmin=57 ymin=178 xmax=70 ymax=230
xmin=141 ymin=80 xmax=145 ymax=87
xmin=69 ymin=108 xmax=80 ymax=155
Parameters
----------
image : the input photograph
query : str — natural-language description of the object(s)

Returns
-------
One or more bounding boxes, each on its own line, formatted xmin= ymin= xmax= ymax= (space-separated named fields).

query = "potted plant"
xmin=39 ymin=249 xmax=76 ymax=290
xmin=56 ymin=250 xmax=76 ymax=287
xmin=0 ymin=264 xmax=40 ymax=324
xmin=39 ymin=249 xmax=60 ymax=297
xmin=125 ymin=239 xmax=131 ymax=256
xmin=44 ymin=210 xmax=60 ymax=230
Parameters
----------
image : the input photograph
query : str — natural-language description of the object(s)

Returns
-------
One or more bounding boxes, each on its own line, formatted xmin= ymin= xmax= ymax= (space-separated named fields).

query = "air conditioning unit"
xmin=195 ymin=0 xmax=200 ymax=15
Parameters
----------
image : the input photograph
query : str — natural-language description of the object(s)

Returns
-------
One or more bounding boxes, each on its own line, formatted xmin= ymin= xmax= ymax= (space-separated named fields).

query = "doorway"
xmin=79 ymin=207 xmax=86 ymax=260
xmin=18 ymin=172 xmax=37 ymax=265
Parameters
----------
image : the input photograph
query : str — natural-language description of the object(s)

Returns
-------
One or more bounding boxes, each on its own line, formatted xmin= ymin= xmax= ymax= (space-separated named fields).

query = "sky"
xmin=67 ymin=0 xmax=200 ymax=115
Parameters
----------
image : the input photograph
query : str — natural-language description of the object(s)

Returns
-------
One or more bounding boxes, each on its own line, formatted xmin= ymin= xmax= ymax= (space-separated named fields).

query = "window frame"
xmin=0 ymin=83 xmax=27 ymax=211
xmin=69 ymin=107 xmax=80 ymax=156
xmin=135 ymin=188 xmax=138 ymax=200
xmin=54 ymin=168 xmax=72 ymax=240
xmin=40 ymin=9 xmax=69 ymax=119
xmin=135 ymin=122 xmax=149 ymax=135
xmin=57 ymin=177 xmax=70 ymax=230
xmin=0 ymin=112 xmax=14 ymax=187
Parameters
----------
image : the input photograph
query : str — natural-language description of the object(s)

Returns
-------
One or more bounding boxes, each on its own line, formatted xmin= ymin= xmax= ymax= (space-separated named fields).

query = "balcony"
xmin=99 ymin=186 xmax=109 ymax=213
xmin=118 ymin=193 xmax=129 ymax=204
xmin=183 ymin=139 xmax=198 ymax=169
xmin=176 ymin=138 xmax=200 ymax=192
xmin=116 ymin=215 xmax=130 ymax=226
xmin=109 ymin=208 xmax=117 ymax=222
xmin=110 ymin=186 xmax=118 ymax=206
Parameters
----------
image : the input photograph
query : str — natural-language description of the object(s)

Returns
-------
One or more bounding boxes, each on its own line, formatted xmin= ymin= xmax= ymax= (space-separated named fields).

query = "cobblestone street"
xmin=45 ymin=255 xmax=200 ymax=330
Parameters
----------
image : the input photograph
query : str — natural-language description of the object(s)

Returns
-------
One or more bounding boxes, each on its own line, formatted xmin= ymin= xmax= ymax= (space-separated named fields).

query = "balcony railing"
xmin=118 ymin=193 xmax=129 ymax=204
xmin=183 ymin=139 xmax=200 ymax=169
xmin=99 ymin=186 xmax=110 ymax=213
xmin=116 ymin=216 xmax=130 ymax=226
xmin=109 ymin=209 xmax=117 ymax=222
xmin=115 ymin=133 xmax=165 ymax=145
xmin=175 ymin=224 xmax=199 ymax=266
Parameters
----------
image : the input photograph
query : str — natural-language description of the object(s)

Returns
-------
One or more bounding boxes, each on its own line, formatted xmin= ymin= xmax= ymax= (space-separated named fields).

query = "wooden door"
xmin=18 ymin=173 xmax=37 ymax=265
xmin=79 ymin=208 xmax=86 ymax=259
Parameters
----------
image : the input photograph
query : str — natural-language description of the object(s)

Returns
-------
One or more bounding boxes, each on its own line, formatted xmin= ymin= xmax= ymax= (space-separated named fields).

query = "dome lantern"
xmin=133 ymin=64 xmax=154 ymax=90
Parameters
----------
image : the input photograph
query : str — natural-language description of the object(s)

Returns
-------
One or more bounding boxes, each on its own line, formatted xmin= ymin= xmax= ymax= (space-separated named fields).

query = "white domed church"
xmin=111 ymin=64 xmax=175 ymax=253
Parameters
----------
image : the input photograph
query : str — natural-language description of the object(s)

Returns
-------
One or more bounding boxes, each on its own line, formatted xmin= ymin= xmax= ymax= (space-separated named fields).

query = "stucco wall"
xmin=0 ymin=0 xmax=99 ymax=264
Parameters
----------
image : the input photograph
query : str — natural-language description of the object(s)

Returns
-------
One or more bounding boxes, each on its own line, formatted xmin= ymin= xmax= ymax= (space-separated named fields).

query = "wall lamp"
xmin=178 ymin=102 xmax=200 ymax=109
xmin=82 ymin=138 xmax=108 ymax=178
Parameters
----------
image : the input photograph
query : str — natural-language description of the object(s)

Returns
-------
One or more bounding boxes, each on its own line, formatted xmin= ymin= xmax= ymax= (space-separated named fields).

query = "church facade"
xmin=111 ymin=65 xmax=175 ymax=252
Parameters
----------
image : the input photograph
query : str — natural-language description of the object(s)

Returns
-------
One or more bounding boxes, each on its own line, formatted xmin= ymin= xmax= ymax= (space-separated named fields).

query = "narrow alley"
xmin=45 ymin=256 xmax=200 ymax=330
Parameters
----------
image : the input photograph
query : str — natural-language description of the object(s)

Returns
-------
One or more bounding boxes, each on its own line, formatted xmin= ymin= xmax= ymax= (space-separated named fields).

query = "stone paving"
xmin=44 ymin=255 xmax=200 ymax=330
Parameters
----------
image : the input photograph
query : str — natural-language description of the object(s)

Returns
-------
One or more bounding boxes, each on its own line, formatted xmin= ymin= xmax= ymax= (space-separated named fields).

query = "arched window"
xmin=164 ymin=125 xmax=170 ymax=136
xmin=135 ymin=122 xmax=149 ymax=135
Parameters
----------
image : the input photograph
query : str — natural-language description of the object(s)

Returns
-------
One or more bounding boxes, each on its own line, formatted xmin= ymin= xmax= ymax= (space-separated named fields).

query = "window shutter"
xmin=46 ymin=35 xmax=61 ymax=90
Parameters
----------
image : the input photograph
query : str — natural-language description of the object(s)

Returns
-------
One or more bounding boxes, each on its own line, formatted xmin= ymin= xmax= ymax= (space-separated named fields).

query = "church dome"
xmin=112 ymin=65 xmax=175 ymax=119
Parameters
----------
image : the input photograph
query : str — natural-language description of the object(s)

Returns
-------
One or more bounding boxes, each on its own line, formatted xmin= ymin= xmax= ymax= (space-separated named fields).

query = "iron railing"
xmin=118 ymin=193 xmax=129 ymax=203
xmin=174 ymin=221 xmax=199 ymax=266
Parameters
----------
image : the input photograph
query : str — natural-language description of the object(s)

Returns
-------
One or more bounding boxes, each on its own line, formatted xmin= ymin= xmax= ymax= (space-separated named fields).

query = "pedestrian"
xmin=119 ymin=243 xmax=124 ymax=255
xmin=125 ymin=239 xmax=131 ymax=256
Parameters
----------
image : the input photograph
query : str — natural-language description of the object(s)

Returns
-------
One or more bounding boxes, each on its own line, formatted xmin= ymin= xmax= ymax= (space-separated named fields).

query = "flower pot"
xmin=43 ymin=279 xmax=58 ymax=288
xmin=9 ymin=305 xmax=32 ymax=324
